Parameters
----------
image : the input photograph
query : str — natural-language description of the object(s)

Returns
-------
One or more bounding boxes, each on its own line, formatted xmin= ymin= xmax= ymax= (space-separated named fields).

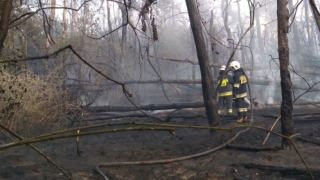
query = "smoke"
xmin=266 ymin=82 xmax=276 ymax=104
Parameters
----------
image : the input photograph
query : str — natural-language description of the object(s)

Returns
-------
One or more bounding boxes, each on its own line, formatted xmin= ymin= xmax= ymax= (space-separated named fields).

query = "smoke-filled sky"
xmin=20 ymin=0 xmax=320 ymax=106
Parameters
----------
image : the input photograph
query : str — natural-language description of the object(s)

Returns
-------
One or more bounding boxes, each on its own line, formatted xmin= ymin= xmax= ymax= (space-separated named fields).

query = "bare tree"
xmin=277 ymin=0 xmax=294 ymax=149
xmin=309 ymin=0 xmax=320 ymax=32
xmin=255 ymin=7 xmax=264 ymax=53
xmin=43 ymin=0 xmax=56 ymax=74
xmin=185 ymin=0 xmax=219 ymax=126
xmin=62 ymin=0 xmax=67 ymax=42
xmin=0 ymin=0 xmax=13 ymax=55
xmin=209 ymin=10 xmax=219 ymax=78
xmin=222 ymin=0 xmax=232 ymax=56
xmin=288 ymin=1 xmax=301 ymax=50
xmin=304 ymin=0 xmax=314 ymax=54
xmin=236 ymin=1 xmax=246 ymax=65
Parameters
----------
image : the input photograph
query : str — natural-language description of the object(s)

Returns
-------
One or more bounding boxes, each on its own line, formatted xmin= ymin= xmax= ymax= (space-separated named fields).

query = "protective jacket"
xmin=217 ymin=70 xmax=233 ymax=97
xmin=233 ymin=68 xmax=248 ymax=98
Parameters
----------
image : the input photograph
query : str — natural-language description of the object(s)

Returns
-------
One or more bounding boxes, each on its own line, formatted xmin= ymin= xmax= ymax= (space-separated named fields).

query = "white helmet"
xmin=220 ymin=65 xmax=226 ymax=71
xmin=230 ymin=61 xmax=241 ymax=70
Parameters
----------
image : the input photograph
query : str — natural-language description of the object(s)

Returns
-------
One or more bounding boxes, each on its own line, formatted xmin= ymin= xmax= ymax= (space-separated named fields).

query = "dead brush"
xmin=0 ymin=69 xmax=81 ymax=138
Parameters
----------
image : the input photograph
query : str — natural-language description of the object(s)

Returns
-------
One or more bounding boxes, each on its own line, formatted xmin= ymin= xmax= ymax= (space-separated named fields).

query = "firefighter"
xmin=230 ymin=61 xmax=248 ymax=123
xmin=217 ymin=65 xmax=233 ymax=117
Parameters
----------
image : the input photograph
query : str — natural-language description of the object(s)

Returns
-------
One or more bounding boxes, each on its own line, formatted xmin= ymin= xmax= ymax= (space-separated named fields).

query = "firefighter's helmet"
xmin=230 ymin=61 xmax=241 ymax=70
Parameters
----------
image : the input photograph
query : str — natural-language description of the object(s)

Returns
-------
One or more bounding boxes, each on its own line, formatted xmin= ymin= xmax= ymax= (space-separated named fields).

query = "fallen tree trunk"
xmin=80 ymin=114 xmax=207 ymax=122
xmin=232 ymin=163 xmax=320 ymax=178
xmin=83 ymin=100 xmax=252 ymax=113
xmin=67 ymin=78 xmax=320 ymax=91
xmin=261 ymin=114 xmax=320 ymax=123
xmin=261 ymin=112 xmax=320 ymax=118
xmin=271 ymin=102 xmax=320 ymax=106
xmin=226 ymin=144 xmax=281 ymax=151
xmin=83 ymin=102 xmax=205 ymax=113
xmin=151 ymin=56 xmax=320 ymax=76
xmin=296 ymin=137 xmax=320 ymax=146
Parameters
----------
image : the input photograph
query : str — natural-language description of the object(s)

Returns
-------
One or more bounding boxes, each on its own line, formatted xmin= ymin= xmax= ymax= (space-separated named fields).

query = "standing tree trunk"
xmin=304 ymin=0 xmax=314 ymax=54
xmin=44 ymin=0 xmax=56 ymax=74
xmin=190 ymin=27 xmax=197 ymax=81
xmin=277 ymin=0 xmax=294 ymax=149
xmin=236 ymin=2 xmax=246 ymax=65
xmin=288 ymin=1 xmax=301 ymax=50
xmin=62 ymin=0 xmax=67 ymax=42
xmin=185 ymin=0 xmax=219 ymax=126
xmin=119 ymin=3 xmax=128 ymax=68
xmin=22 ymin=35 xmax=28 ymax=69
xmin=309 ymin=0 xmax=320 ymax=31
xmin=209 ymin=10 xmax=219 ymax=78
xmin=222 ymin=0 xmax=233 ymax=56
xmin=255 ymin=8 xmax=265 ymax=53
xmin=71 ymin=1 xmax=78 ymax=34
xmin=60 ymin=0 xmax=67 ymax=78
xmin=0 ymin=0 xmax=13 ymax=56
xmin=309 ymin=0 xmax=320 ymax=56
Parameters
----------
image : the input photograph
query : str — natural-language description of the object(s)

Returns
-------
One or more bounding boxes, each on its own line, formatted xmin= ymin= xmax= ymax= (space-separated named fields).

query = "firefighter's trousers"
xmin=218 ymin=96 xmax=233 ymax=115
xmin=235 ymin=97 xmax=247 ymax=118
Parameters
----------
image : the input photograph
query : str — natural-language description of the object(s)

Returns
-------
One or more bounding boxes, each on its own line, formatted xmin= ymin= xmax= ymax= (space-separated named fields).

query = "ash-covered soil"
xmin=1 ymin=105 xmax=320 ymax=180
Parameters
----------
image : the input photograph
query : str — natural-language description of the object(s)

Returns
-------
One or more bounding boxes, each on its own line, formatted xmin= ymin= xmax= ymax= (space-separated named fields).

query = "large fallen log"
xmin=226 ymin=144 xmax=281 ymax=151
xmin=231 ymin=163 xmax=320 ymax=178
xmin=81 ymin=113 xmax=207 ymax=122
xmin=261 ymin=112 xmax=320 ymax=122
xmin=261 ymin=115 xmax=320 ymax=123
xmin=83 ymin=99 xmax=253 ymax=113
xmin=296 ymin=137 xmax=320 ymax=146
xmin=84 ymin=102 xmax=205 ymax=113
xmin=67 ymin=78 xmax=320 ymax=91
xmin=152 ymin=56 xmax=320 ymax=76
xmin=271 ymin=102 xmax=320 ymax=106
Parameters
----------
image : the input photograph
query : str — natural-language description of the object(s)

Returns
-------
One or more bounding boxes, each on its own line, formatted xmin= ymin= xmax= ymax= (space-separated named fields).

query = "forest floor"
xmin=0 ymin=105 xmax=320 ymax=180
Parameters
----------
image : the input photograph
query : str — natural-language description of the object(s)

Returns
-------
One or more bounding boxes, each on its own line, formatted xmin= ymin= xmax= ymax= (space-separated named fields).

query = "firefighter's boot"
xmin=242 ymin=116 xmax=248 ymax=122
xmin=237 ymin=112 xmax=244 ymax=123
xmin=242 ymin=112 xmax=248 ymax=122
xmin=237 ymin=117 xmax=244 ymax=123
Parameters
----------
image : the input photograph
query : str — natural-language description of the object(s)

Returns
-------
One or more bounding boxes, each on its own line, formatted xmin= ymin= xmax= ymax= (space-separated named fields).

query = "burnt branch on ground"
xmin=226 ymin=144 xmax=282 ymax=151
xmin=296 ymin=137 xmax=320 ymax=146
xmin=261 ymin=113 xmax=320 ymax=123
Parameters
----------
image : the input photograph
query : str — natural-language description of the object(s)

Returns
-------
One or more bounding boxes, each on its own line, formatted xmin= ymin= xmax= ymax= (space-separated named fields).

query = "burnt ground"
xmin=0 ymin=105 xmax=320 ymax=180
